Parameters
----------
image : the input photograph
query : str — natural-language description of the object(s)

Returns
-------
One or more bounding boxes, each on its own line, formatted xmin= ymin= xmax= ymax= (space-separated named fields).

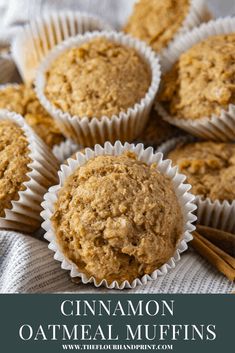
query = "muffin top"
xmin=52 ymin=152 xmax=183 ymax=284
xmin=124 ymin=0 xmax=189 ymax=52
xmin=0 ymin=120 xmax=31 ymax=217
xmin=137 ymin=108 xmax=180 ymax=146
xmin=159 ymin=34 xmax=235 ymax=120
xmin=0 ymin=85 xmax=64 ymax=148
xmin=45 ymin=37 xmax=151 ymax=119
xmin=168 ymin=141 xmax=235 ymax=202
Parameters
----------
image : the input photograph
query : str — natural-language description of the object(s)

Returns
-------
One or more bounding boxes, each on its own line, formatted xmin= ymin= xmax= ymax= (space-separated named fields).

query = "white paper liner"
xmin=160 ymin=0 xmax=211 ymax=57
xmin=53 ymin=139 xmax=80 ymax=164
xmin=36 ymin=30 xmax=161 ymax=147
xmin=41 ymin=141 xmax=197 ymax=290
xmin=157 ymin=136 xmax=235 ymax=233
xmin=11 ymin=11 xmax=113 ymax=83
xmin=0 ymin=109 xmax=59 ymax=233
xmin=157 ymin=17 xmax=235 ymax=141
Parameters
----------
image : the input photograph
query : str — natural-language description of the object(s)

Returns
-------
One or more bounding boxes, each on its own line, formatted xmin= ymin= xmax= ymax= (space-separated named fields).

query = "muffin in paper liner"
xmin=160 ymin=0 xmax=212 ymax=56
xmin=41 ymin=141 xmax=197 ymax=290
xmin=157 ymin=136 xmax=235 ymax=233
xmin=156 ymin=17 xmax=235 ymax=142
xmin=0 ymin=109 xmax=59 ymax=233
xmin=35 ymin=30 xmax=161 ymax=147
xmin=11 ymin=11 xmax=113 ymax=84
xmin=53 ymin=139 xmax=80 ymax=164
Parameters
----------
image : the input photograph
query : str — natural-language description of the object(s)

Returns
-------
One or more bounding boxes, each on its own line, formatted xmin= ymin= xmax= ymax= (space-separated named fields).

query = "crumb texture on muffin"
xmin=0 ymin=85 xmax=64 ymax=147
xmin=45 ymin=37 xmax=151 ymax=119
xmin=137 ymin=108 xmax=180 ymax=146
xmin=0 ymin=120 xmax=31 ymax=217
xmin=52 ymin=152 xmax=183 ymax=284
xmin=159 ymin=34 xmax=235 ymax=120
xmin=124 ymin=0 xmax=189 ymax=52
xmin=168 ymin=141 xmax=235 ymax=201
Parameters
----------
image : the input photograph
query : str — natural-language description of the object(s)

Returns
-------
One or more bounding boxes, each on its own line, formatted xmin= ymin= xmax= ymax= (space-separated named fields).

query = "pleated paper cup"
xmin=53 ymin=139 xmax=80 ymax=164
xmin=36 ymin=30 xmax=161 ymax=147
xmin=0 ymin=109 xmax=59 ymax=233
xmin=160 ymin=0 xmax=211 ymax=57
xmin=11 ymin=11 xmax=113 ymax=84
xmin=157 ymin=136 xmax=235 ymax=233
xmin=41 ymin=141 xmax=196 ymax=290
xmin=157 ymin=17 xmax=235 ymax=142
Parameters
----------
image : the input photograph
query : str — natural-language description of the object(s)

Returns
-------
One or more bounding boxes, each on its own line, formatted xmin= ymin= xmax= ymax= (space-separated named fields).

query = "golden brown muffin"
xmin=159 ymin=34 xmax=235 ymax=120
xmin=168 ymin=141 xmax=235 ymax=202
xmin=45 ymin=37 xmax=151 ymax=118
xmin=52 ymin=152 xmax=183 ymax=284
xmin=137 ymin=108 xmax=181 ymax=146
xmin=0 ymin=120 xmax=31 ymax=217
xmin=124 ymin=0 xmax=190 ymax=52
xmin=0 ymin=85 xmax=65 ymax=148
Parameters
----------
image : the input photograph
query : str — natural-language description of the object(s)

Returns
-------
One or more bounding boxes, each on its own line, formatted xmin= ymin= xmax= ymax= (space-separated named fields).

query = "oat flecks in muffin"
xmin=124 ymin=0 xmax=189 ymax=52
xmin=52 ymin=152 xmax=183 ymax=284
xmin=0 ymin=85 xmax=64 ymax=148
xmin=137 ymin=108 xmax=180 ymax=146
xmin=0 ymin=120 xmax=31 ymax=217
xmin=159 ymin=34 xmax=235 ymax=120
xmin=168 ymin=141 xmax=235 ymax=202
xmin=45 ymin=37 xmax=151 ymax=119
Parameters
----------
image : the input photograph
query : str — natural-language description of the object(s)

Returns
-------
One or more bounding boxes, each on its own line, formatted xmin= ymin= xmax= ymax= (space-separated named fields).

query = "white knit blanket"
xmin=0 ymin=0 xmax=235 ymax=293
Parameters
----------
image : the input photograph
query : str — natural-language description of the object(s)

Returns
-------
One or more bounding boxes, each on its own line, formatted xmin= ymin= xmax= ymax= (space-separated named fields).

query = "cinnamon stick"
xmin=192 ymin=231 xmax=235 ymax=282
xmin=196 ymin=225 xmax=235 ymax=257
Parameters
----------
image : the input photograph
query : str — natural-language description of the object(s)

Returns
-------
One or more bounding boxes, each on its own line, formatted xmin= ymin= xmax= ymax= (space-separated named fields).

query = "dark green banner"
xmin=0 ymin=294 xmax=234 ymax=352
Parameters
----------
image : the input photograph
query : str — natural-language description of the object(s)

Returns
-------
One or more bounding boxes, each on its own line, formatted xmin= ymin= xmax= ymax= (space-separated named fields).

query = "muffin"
xmin=124 ymin=0 xmax=194 ymax=52
xmin=0 ymin=119 xmax=31 ymax=217
xmin=0 ymin=84 xmax=65 ymax=148
xmin=137 ymin=107 xmax=181 ymax=147
xmin=51 ymin=152 xmax=183 ymax=284
xmin=44 ymin=37 xmax=151 ymax=118
xmin=0 ymin=110 xmax=59 ymax=232
xmin=168 ymin=141 xmax=235 ymax=202
xmin=12 ymin=11 xmax=112 ymax=83
xmin=159 ymin=33 xmax=235 ymax=121
xmin=36 ymin=31 xmax=160 ymax=146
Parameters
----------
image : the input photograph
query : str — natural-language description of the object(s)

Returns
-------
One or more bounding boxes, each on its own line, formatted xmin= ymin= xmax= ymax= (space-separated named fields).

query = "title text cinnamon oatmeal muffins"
xmin=42 ymin=142 xmax=196 ymax=289
xmin=0 ymin=84 xmax=65 ymax=148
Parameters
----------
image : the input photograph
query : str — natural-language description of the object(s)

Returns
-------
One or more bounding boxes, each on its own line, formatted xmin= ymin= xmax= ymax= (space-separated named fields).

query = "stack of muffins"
xmin=3 ymin=0 xmax=234 ymax=289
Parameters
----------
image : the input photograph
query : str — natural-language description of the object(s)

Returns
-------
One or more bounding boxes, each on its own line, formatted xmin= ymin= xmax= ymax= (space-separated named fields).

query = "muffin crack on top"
xmin=168 ymin=141 xmax=235 ymax=202
xmin=124 ymin=0 xmax=190 ymax=52
xmin=44 ymin=37 xmax=151 ymax=118
xmin=52 ymin=152 xmax=183 ymax=284
xmin=159 ymin=33 xmax=235 ymax=120
xmin=0 ymin=120 xmax=31 ymax=217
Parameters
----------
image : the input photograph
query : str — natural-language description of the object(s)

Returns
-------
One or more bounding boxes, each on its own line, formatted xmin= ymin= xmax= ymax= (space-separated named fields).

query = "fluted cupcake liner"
xmin=11 ymin=10 xmax=113 ymax=84
xmin=157 ymin=136 xmax=235 ymax=233
xmin=161 ymin=0 xmax=211 ymax=57
xmin=53 ymin=139 xmax=80 ymax=164
xmin=41 ymin=140 xmax=196 ymax=290
xmin=0 ymin=109 xmax=59 ymax=233
xmin=157 ymin=17 xmax=235 ymax=142
xmin=36 ymin=30 xmax=161 ymax=147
